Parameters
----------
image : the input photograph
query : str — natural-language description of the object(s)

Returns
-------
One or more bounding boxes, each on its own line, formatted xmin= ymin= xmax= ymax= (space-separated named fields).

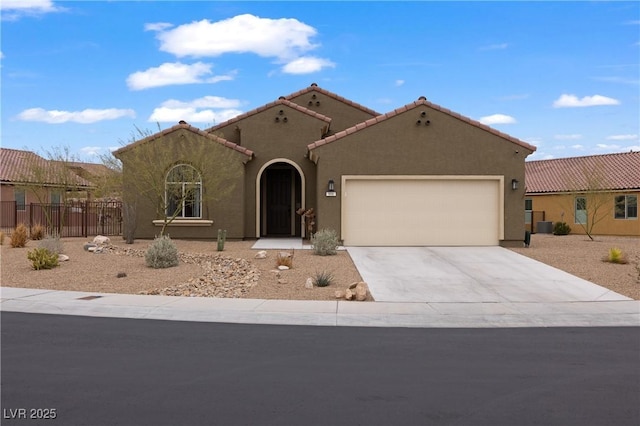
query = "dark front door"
xmin=266 ymin=168 xmax=292 ymax=235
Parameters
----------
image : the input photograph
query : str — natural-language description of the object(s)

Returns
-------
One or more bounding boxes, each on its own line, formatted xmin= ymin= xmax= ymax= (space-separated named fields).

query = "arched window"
xmin=165 ymin=164 xmax=202 ymax=218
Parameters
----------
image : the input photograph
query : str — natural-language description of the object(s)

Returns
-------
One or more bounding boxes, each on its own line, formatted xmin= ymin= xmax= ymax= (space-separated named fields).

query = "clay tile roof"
xmin=205 ymin=98 xmax=331 ymax=133
xmin=113 ymin=122 xmax=254 ymax=158
xmin=0 ymin=148 xmax=93 ymax=187
xmin=307 ymin=98 xmax=537 ymax=152
xmin=525 ymin=151 xmax=640 ymax=193
xmin=284 ymin=84 xmax=380 ymax=116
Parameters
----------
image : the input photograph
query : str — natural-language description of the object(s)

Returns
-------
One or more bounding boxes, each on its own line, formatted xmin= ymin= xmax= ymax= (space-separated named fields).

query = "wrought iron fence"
xmin=0 ymin=201 xmax=122 ymax=237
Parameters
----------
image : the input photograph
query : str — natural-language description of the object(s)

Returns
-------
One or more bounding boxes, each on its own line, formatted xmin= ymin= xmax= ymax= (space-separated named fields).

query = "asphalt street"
xmin=1 ymin=312 xmax=639 ymax=426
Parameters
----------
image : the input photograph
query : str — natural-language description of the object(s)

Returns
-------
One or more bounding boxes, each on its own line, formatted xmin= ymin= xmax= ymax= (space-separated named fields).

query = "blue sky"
xmin=1 ymin=1 xmax=638 ymax=162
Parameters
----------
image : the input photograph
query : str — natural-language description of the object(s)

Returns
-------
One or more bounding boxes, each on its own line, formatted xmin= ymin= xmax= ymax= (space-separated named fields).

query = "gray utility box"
xmin=537 ymin=221 xmax=553 ymax=234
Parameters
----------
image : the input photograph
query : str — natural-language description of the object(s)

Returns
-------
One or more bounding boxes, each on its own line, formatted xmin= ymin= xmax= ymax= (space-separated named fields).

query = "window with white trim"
xmin=614 ymin=195 xmax=637 ymax=220
xmin=524 ymin=198 xmax=533 ymax=224
xmin=50 ymin=191 xmax=61 ymax=204
xmin=165 ymin=164 xmax=202 ymax=218
xmin=575 ymin=196 xmax=587 ymax=225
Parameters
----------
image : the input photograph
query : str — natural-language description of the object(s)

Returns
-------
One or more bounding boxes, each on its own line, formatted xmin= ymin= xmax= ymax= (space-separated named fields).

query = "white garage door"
xmin=342 ymin=176 xmax=503 ymax=246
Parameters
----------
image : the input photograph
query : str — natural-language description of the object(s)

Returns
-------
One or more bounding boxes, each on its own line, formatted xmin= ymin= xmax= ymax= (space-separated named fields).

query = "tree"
xmin=110 ymin=124 xmax=243 ymax=240
xmin=562 ymin=158 xmax=613 ymax=241
xmin=16 ymin=146 xmax=92 ymax=235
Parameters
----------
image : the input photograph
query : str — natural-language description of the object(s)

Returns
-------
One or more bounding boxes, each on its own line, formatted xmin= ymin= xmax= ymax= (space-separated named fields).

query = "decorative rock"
xmin=355 ymin=282 xmax=368 ymax=301
xmin=277 ymin=265 xmax=290 ymax=271
xmin=84 ymin=243 xmax=97 ymax=251
xmin=116 ymin=272 xmax=127 ymax=278
xmin=305 ymin=277 xmax=313 ymax=289
xmin=93 ymin=235 xmax=111 ymax=245
xmin=348 ymin=282 xmax=358 ymax=290
xmin=255 ymin=250 xmax=267 ymax=259
xmin=93 ymin=246 xmax=104 ymax=254
xmin=87 ymin=246 xmax=97 ymax=252
xmin=277 ymin=278 xmax=287 ymax=284
xmin=334 ymin=290 xmax=345 ymax=299
xmin=278 ymin=251 xmax=292 ymax=259
xmin=58 ymin=254 xmax=70 ymax=262
xmin=345 ymin=289 xmax=355 ymax=300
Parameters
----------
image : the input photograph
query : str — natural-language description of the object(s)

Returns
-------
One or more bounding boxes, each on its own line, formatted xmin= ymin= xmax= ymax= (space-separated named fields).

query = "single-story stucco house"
xmin=525 ymin=152 xmax=639 ymax=237
xmin=114 ymin=83 xmax=536 ymax=247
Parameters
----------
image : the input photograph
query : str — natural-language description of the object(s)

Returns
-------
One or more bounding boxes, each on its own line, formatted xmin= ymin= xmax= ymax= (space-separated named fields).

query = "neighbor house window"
xmin=50 ymin=191 xmax=61 ymax=204
xmin=575 ymin=196 xmax=587 ymax=225
xmin=165 ymin=164 xmax=202 ymax=218
xmin=614 ymin=195 xmax=637 ymax=219
xmin=15 ymin=188 xmax=26 ymax=211
xmin=524 ymin=199 xmax=533 ymax=224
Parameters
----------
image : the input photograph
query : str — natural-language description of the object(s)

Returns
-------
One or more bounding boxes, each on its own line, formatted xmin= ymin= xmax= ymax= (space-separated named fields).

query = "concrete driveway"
xmin=346 ymin=246 xmax=631 ymax=303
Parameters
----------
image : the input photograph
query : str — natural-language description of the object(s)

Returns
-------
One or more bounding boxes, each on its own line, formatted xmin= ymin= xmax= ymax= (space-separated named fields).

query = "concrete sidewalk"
xmin=1 ymin=286 xmax=638 ymax=328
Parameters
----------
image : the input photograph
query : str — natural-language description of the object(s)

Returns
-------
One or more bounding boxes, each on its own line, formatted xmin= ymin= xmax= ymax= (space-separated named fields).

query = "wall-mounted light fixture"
xmin=326 ymin=179 xmax=337 ymax=197
xmin=511 ymin=179 xmax=519 ymax=190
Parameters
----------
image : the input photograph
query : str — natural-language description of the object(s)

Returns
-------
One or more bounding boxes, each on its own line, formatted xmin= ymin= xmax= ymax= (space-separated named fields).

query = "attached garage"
xmin=341 ymin=176 xmax=504 ymax=246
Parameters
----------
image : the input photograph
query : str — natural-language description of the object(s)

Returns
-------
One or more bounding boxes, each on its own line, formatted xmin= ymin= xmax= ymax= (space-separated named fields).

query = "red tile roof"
xmin=0 ymin=148 xmax=94 ymax=187
xmin=205 ymin=98 xmax=332 ymax=133
xmin=307 ymin=97 xmax=537 ymax=152
xmin=114 ymin=122 xmax=254 ymax=158
xmin=285 ymin=83 xmax=380 ymax=116
xmin=525 ymin=151 xmax=640 ymax=193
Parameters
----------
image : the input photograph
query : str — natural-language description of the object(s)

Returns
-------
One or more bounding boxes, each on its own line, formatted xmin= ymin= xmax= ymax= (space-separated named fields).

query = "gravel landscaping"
xmin=1 ymin=234 xmax=638 ymax=301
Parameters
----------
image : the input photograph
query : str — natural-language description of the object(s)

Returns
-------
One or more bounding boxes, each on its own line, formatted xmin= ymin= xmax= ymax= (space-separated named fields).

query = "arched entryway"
xmin=256 ymin=159 xmax=305 ymax=238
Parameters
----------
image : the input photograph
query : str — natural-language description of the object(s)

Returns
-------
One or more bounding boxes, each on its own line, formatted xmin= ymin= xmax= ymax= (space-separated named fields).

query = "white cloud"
xmin=155 ymin=14 xmax=319 ymax=61
xmin=148 ymin=96 xmax=244 ymax=124
xmin=552 ymin=94 xmax=620 ymax=108
xmin=607 ymin=134 xmax=638 ymax=141
xmin=554 ymin=134 xmax=582 ymax=140
xmin=282 ymin=56 xmax=335 ymax=74
xmin=571 ymin=144 xmax=584 ymax=150
xmin=17 ymin=107 xmax=135 ymax=124
xmin=1 ymin=0 xmax=62 ymax=19
xmin=596 ymin=143 xmax=621 ymax=150
xmin=144 ymin=22 xmax=173 ymax=32
xmin=80 ymin=146 xmax=103 ymax=157
xmin=395 ymin=79 xmax=405 ymax=87
xmin=479 ymin=43 xmax=509 ymax=51
xmin=592 ymin=76 xmax=639 ymax=85
xmin=126 ymin=62 xmax=235 ymax=90
xmin=478 ymin=114 xmax=516 ymax=125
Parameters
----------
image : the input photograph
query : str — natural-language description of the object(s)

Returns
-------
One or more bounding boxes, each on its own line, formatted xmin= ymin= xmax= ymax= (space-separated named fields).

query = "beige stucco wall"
xmin=117 ymin=128 xmax=247 ymax=240
xmin=312 ymin=105 xmax=533 ymax=246
xmin=287 ymin=91 xmax=376 ymax=133
xmin=528 ymin=192 xmax=640 ymax=236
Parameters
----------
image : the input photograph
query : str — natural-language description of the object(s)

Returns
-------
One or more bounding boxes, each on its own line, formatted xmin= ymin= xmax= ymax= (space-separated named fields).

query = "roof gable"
xmin=114 ymin=121 xmax=254 ymax=159
xmin=285 ymin=83 xmax=380 ymax=117
xmin=0 ymin=148 xmax=93 ymax=187
xmin=307 ymin=97 xmax=537 ymax=152
xmin=525 ymin=151 xmax=640 ymax=193
xmin=205 ymin=98 xmax=331 ymax=134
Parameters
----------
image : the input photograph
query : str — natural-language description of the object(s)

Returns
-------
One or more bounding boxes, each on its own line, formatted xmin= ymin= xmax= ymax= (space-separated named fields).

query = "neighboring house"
xmin=525 ymin=152 xmax=639 ymax=237
xmin=115 ymin=83 xmax=536 ymax=247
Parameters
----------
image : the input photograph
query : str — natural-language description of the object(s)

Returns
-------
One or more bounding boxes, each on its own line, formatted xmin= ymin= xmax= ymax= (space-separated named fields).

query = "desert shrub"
xmin=276 ymin=251 xmax=294 ymax=268
xmin=605 ymin=247 xmax=628 ymax=264
xmin=313 ymin=270 xmax=334 ymax=287
xmin=31 ymin=223 xmax=45 ymax=240
xmin=38 ymin=234 xmax=64 ymax=255
xmin=552 ymin=222 xmax=571 ymax=236
xmin=27 ymin=247 xmax=59 ymax=270
xmin=145 ymin=235 xmax=179 ymax=269
xmin=311 ymin=228 xmax=339 ymax=256
xmin=10 ymin=223 xmax=28 ymax=248
xmin=0 ymin=231 xmax=5 ymax=245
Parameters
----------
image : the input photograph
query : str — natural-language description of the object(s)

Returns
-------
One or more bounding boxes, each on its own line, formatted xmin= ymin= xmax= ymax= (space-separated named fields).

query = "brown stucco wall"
xmin=287 ymin=90 xmax=376 ymax=133
xmin=311 ymin=105 xmax=533 ymax=246
xmin=527 ymin=192 xmax=640 ymax=237
xmin=117 ymin=128 xmax=247 ymax=240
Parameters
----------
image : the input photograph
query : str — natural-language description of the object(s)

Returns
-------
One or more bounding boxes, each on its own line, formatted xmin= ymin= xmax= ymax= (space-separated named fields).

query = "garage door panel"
xmin=343 ymin=178 xmax=501 ymax=246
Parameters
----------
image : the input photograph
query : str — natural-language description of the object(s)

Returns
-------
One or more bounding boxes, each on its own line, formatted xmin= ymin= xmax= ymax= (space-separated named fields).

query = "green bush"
xmin=145 ymin=235 xmax=179 ymax=269
xmin=311 ymin=228 xmax=339 ymax=256
xmin=606 ymin=247 xmax=628 ymax=264
xmin=27 ymin=247 xmax=59 ymax=270
xmin=553 ymin=222 xmax=571 ymax=235
xmin=38 ymin=234 xmax=64 ymax=255
xmin=313 ymin=270 xmax=334 ymax=287
xmin=10 ymin=223 xmax=28 ymax=248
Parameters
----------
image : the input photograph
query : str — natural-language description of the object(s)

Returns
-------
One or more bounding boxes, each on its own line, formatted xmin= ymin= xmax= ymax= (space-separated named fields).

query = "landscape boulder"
xmin=93 ymin=235 xmax=111 ymax=246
